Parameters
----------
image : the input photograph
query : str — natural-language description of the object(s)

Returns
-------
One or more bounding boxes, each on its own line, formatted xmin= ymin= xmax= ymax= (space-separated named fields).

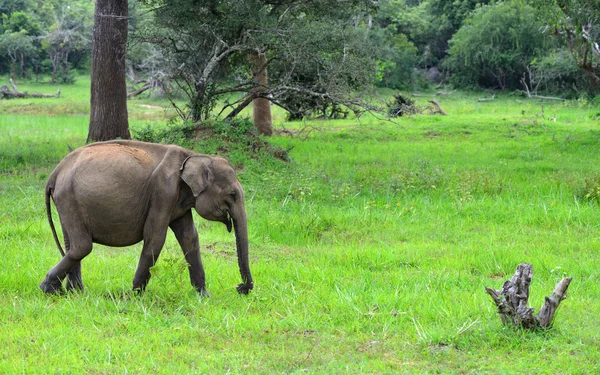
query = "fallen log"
xmin=528 ymin=95 xmax=565 ymax=101
xmin=427 ymin=99 xmax=448 ymax=116
xmin=485 ymin=263 xmax=572 ymax=329
xmin=435 ymin=89 xmax=456 ymax=96
xmin=0 ymin=79 xmax=61 ymax=99
xmin=127 ymin=83 xmax=151 ymax=98
xmin=477 ymin=94 xmax=496 ymax=102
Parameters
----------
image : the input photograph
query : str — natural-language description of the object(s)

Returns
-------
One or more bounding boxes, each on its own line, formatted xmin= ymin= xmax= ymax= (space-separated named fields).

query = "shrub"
xmin=131 ymin=119 xmax=290 ymax=165
xmin=444 ymin=2 xmax=547 ymax=90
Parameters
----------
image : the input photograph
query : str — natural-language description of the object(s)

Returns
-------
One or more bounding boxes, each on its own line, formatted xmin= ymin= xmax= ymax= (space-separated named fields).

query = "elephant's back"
xmin=52 ymin=143 xmax=162 ymax=246
xmin=62 ymin=142 xmax=158 ymax=193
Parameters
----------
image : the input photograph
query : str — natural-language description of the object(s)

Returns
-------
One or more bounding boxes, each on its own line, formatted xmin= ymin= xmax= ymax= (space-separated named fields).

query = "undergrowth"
xmin=132 ymin=119 xmax=290 ymax=166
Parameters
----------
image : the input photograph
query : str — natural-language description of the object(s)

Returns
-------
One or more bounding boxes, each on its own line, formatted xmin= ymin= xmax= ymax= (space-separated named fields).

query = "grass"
xmin=1 ymin=75 xmax=600 ymax=373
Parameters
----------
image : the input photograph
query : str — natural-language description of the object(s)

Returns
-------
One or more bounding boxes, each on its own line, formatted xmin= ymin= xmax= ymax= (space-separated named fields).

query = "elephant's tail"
xmin=46 ymin=183 xmax=65 ymax=257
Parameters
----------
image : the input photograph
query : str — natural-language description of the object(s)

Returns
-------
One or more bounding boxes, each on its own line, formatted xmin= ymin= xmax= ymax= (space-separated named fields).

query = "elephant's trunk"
xmin=232 ymin=203 xmax=253 ymax=294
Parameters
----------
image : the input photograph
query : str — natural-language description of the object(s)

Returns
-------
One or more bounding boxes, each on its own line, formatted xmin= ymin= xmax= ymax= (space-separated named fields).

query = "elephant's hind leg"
xmin=61 ymin=231 xmax=84 ymax=292
xmin=40 ymin=224 xmax=92 ymax=295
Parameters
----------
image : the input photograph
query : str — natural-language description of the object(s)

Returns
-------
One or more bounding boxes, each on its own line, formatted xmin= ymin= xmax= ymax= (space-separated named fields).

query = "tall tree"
xmin=0 ymin=29 xmax=35 ymax=79
xmin=40 ymin=2 xmax=92 ymax=84
xmin=87 ymin=0 xmax=130 ymax=142
xmin=444 ymin=2 xmax=547 ymax=90
xmin=527 ymin=0 xmax=600 ymax=91
xmin=136 ymin=0 xmax=378 ymax=127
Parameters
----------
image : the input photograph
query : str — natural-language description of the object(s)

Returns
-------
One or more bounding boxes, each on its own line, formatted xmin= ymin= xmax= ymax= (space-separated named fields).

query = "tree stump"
xmin=485 ymin=263 xmax=572 ymax=329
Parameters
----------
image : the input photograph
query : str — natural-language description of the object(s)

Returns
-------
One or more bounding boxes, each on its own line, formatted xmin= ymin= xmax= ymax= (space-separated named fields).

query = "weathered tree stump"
xmin=485 ymin=263 xmax=572 ymax=329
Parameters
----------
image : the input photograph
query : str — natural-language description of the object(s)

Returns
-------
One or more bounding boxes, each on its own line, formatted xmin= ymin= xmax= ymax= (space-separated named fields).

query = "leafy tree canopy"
xmin=444 ymin=1 xmax=547 ymax=90
xmin=135 ymin=0 xmax=379 ymax=121
xmin=526 ymin=0 xmax=600 ymax=90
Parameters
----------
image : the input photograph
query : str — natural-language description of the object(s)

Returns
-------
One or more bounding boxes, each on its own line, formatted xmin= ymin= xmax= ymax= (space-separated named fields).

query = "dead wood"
xmin=435 ymin=89 xmax=456 ymax=96
xmin=427 ymin=99 xmax=448 ymax=116
xmin=9 ymin=78 xmax=19 ymax=94
xmin=528 ymin=95 xmax=566 ymax=101
xmin=127 ymin=83 xmax=151 ymax=98
xmin=485 ymin=263 xmax=572 ymax=329
xmin=477 ymin=94 xmax=496 ymax=102
xmin=1 ymin=79 xmax=61 ymax=99
xmin=520 ymin=75 xmax=565 ymax=101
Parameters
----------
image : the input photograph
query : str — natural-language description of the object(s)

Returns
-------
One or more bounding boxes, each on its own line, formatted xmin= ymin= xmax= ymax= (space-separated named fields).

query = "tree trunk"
xmin=61 ymin=52 xmax=69 ymax=83
xmin=580 ymin=64 xmax=600 ymax=92
xmin=87 ymin=0 xmax=130 ymax=143
xmin=249 ymin=52 xmax=273 ymax=136
xmin=20 ymin=52 xmax=25 ymax=78
xmin=51 ymin=54 xmax=57 ymax=84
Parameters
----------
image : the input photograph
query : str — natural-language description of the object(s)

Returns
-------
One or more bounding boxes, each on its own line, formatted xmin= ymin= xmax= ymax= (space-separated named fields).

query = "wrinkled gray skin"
xmin=40 ymin=140 xmax=253 ymax=296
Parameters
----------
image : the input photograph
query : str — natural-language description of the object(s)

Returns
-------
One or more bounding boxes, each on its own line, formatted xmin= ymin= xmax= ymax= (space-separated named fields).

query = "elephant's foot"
xmin=132 ymin=271 xmax=151 ymax=293
xmin=66 ymin=264 xmax=84 ymax=292
xmin=132 ymin=282 xmax=147 ymax=295
xmin=40 ymin=278 xmax=64 ymax=295
xmin=66 ymin=276 xmax=84 ymax=292
xmin=236 ymin=282 xmax=253 ymax=295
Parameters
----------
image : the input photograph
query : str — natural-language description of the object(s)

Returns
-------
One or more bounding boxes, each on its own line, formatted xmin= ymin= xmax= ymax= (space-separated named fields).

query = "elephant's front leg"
xmin=132 ymin=220 xmax=169 ymax=292
xmin=169 ymin=211 xmax=209 ymax=296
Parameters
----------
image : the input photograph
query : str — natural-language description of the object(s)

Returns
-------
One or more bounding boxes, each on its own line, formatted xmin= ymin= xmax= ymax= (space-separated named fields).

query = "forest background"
xmin=1 ymin=0 xmax=598 ymax=108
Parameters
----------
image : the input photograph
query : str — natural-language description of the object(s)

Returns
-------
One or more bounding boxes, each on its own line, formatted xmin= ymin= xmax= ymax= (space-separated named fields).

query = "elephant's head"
xmin=180 ymin=155 xmax=253 ymax=294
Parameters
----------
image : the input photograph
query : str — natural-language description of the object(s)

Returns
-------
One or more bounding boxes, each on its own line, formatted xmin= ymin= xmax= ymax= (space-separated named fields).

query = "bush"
xmin=131 ymin=119 xmax=290 ymax=165
xmin=444 ymin=1 xmax=547 ymax=90
xmin=528 ymin=48 xmax=590 ymax=96
xmin=371 ymin=29 xmax=419 ymax=89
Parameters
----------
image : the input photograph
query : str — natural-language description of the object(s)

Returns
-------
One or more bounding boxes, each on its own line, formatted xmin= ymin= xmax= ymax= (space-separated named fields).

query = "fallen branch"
xmin=127 ymin=83 xmax=152 ymax=98
xmin=528 ymin=95 xmax=566 ymax=101
xmin=0 ymin=79 xmax=61 ymax=99
xmin=9 ymin=78 xmax=19 ymax=94
xmin=435 ymin=89 xmax=456 ymax=96
xmin=477 ymin=94 xmax=496 ymax=102
xmin=427 ymin=99 xmax=448 ymax=116
xmin=520 ymin=76 xmax=565 ymax=101
xmin=485 ymin=263 xmax=572 ymax=329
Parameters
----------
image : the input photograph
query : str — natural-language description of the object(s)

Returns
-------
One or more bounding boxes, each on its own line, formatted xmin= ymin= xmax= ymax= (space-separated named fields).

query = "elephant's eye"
xmin=229 ymin=191 xmax=237 ymax=202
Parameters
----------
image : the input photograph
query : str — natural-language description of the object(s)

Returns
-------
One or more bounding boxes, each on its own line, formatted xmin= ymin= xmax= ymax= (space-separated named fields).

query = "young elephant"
xmin=40 ymin=140 xmax=253 ymax=296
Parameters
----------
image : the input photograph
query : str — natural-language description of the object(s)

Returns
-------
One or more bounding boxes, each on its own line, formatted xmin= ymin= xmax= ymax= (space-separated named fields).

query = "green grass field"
xmin=1 ymin=76 xmax=600 ymax=373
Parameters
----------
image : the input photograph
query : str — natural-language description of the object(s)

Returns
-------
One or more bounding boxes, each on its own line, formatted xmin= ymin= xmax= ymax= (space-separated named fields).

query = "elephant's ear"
xmin=180 ymin=156 xmax=213 ymax=197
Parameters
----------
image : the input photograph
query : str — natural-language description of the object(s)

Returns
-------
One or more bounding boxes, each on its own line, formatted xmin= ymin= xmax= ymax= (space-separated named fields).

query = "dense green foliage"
xmin=0 ymin=0 xmax=93 ymax=82
xmin=444 ymin=2 xmax=547 ymax=90
xmin=526 ymin=0 xmax=600 ymax=91
xmin=1 ymin=76 xmax=600 ymax=373
xmin=133 ymin=0 xmax=378 ymax=121
xmin=2 ymin=0 xmax=598 ymax=117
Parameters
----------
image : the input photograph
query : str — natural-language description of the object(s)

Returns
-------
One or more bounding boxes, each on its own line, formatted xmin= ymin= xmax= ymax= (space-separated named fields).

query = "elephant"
xmin=40 ymin=139 xmax=253 ymax=296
